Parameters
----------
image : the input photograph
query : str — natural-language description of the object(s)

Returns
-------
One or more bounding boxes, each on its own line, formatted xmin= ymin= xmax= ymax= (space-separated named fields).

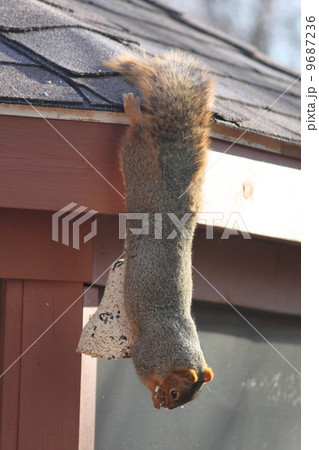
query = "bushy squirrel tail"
xmin=105 ymin=50 xmax=214 ymax=135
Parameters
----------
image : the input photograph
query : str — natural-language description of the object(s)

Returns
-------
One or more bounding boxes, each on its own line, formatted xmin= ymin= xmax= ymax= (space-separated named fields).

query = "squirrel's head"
xmin=147 ymin=366 xmax=214 ymax=409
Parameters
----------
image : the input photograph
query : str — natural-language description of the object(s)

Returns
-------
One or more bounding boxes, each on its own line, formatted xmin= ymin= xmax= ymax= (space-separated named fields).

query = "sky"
xmin=162 ymin=0 xmax=301 ymax=71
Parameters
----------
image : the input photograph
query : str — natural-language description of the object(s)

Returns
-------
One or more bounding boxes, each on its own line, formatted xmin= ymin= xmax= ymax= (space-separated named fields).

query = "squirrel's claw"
xmin=123 ymin=92 xmax=143 ymax=127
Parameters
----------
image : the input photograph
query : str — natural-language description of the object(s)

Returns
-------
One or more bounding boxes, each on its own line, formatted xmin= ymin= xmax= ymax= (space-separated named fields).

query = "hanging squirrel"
xmin=105 ymin=51 xmax=214 ymax=409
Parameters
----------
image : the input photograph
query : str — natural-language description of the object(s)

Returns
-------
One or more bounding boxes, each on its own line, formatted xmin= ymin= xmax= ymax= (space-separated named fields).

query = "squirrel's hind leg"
xmin=123 ymin=93 xmax=144 ymax=127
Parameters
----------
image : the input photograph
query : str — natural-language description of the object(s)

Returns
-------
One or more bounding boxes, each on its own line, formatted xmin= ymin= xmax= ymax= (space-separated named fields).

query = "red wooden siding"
xmin=0 ymin=279 xmax=83 ymax=450
xmin=0 ymin=115 xmax=125 ymax=214
xmin=0 ymin=208 xmax=93 ymax=283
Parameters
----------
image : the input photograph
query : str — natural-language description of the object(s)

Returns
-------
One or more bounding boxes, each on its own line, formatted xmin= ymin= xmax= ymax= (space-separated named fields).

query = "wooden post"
xmin=0 ymin=279 xmax=83 ymax=450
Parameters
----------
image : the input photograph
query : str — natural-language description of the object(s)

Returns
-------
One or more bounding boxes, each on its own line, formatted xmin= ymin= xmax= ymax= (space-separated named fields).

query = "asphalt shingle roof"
xmin=0 ymin=0 xmax=301 ymax=147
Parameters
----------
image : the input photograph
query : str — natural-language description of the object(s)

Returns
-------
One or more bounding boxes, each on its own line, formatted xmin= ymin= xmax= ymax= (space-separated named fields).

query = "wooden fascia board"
xmin=0 ymin=109 xmax=300 ymax=242
xmin=0 ymin=103 xmax=129 ymax=124
xmin=0 ymin=103 xmax=301 ymax=158
xmin=210 ymin=121 xmax=300 ymax=159
xmin=201 ymin=150 xmax=300 ymax=242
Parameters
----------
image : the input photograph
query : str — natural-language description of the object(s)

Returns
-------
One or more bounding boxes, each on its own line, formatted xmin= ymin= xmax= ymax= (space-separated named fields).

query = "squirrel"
xmin=105 ymin=50 xmax=214 ymax=409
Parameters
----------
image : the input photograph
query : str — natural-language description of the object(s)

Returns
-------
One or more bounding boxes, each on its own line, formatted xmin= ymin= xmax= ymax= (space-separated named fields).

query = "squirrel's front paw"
xmin=123 ymin=93 xmax=143 ymax=126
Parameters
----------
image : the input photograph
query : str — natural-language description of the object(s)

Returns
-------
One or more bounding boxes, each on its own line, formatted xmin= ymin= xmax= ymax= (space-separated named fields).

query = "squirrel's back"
xmin=106 ymin=51 xmax=214 ymax=179
xmin=107 ymin=50 xmax=214 ymax=143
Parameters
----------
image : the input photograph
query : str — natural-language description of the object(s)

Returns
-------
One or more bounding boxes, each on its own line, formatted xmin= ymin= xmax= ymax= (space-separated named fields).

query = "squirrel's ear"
xmin=174 ymin=368 xmax=198 ymax=384
xmin=203 ymin=367 xmax=214 ymax=382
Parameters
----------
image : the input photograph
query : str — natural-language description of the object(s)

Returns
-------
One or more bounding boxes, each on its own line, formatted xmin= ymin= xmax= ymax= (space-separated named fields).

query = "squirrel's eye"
xmin=170 ymin=390 xmax=178 ymax=399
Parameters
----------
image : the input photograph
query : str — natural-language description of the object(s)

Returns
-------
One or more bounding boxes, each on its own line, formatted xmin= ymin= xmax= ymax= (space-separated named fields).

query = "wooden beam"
xmin=0 ymin=280 xmax=83 ymax=450
xmin=0 ymin=115 xmax=125 ymax=215
xmin=78 ymin=288 xmax=99 ymax=450
xmin=0 ymin=114 xmax=300 ymax=241
xmin=200 ymin=149 xmax=300 ymax=242
xmin=0 ymin=208 xmax=93 ymax=283
xmin=192 ymin=228 xmax=300 ymax=316
xmin=0 ymin=208 xmax=300 ymax=314
xmin=92 ymin=215 xmax=300 ymax=316
xmin=0 ymin=280 xmax=24 ymax=450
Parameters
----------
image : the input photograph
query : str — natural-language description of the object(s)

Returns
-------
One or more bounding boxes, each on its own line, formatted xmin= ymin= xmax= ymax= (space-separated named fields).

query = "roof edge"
xmin=0 ymin=103 xmax=300 ymax=159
